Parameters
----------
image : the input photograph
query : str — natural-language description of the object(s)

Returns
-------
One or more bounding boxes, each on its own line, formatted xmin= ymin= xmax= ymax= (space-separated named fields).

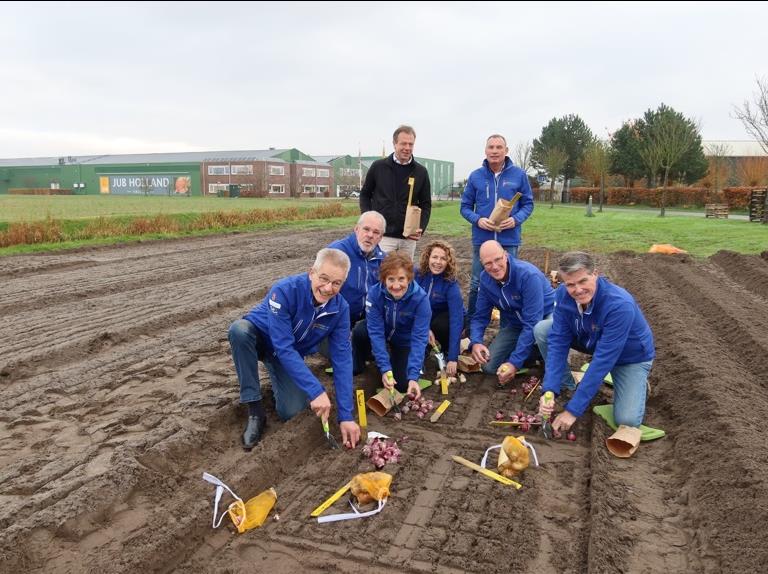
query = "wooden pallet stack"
xmin=749 ymin=188 xmax=767 ymax=223
xmin=705 ymin=203 xmax=729 ymax=219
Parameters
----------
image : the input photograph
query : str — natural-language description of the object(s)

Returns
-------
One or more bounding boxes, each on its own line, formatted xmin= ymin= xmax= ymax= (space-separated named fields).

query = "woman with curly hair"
xmin=415 ymin=240 xmax=465 ymax=377
xmin=352 ymin=251 xmax=432 ymax=399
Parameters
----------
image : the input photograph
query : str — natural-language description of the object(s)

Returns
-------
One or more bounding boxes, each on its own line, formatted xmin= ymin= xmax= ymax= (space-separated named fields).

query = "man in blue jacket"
xmin=327 ymin=211 xmax=386 ymax=326
xmin=469 ymin=240 xmax=554 ymax=383
xmin=228 ymin=248 xmax=360 ymax=450
xmin=461 ymin=134 xmax=535 ymax=317
xmin=536 ymin=251 xmax=655 ymax=436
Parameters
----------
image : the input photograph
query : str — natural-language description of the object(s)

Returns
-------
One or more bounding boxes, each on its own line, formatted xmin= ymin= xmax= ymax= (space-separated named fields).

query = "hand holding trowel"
xmin=432 ymin=342 xmax=449 ymax=394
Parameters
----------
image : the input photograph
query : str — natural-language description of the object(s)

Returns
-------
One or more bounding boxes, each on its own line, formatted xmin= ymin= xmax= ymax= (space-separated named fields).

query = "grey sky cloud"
xmin=1 ymin=1 xmax=765 ymax=178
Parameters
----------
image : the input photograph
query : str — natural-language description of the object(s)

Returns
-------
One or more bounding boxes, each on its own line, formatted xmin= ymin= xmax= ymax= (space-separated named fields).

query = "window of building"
xmin=303 ymin=185 xmax=315 ymax=194
xmin=302 ymin=167 xmax=316 ymax=177
xmin=208 ymin=183 xmax=228 ymax=195
xmin=231 ymin=164 xmax=253 ymax=175
xmin=269 ymin=184 xmax=285 ymax=194
xmin=316 ymin=168 xmax=330 ymax=178
xmin=269 ymin=165 xmax=285 ymax=176
xmin=208 ymin=165 xmax=229 ymax=175
xmin=316 ymin=185 xmax=329 ymax=195
xmin=340 ymin=168 xmax=361 ymax=176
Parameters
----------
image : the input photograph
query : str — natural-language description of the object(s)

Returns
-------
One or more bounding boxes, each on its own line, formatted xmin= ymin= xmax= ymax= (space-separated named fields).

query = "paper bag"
xmin=488 ymin=192 xmax=521 ymax=227
xmin=606 ymin=425 xmax=642 ymax=458
xmin=402 ymin=205 xmax=421 ymax=238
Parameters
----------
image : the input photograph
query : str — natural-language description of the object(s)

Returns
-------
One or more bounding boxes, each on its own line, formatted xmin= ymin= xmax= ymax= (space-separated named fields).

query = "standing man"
xmin=327 ymin=211 xmax=386 ymax=326
xmin=470 ymin=240 xmax=554 ymax=382
xmin=228 ymin=248 xmax=360 ymax=450
xmin=461 ymin=134 xmax=534 ymax=317
xmin=535 ymin=252 xmax=655 ymax=449
xmin=360 ymin=125 xmax=431 ymax=258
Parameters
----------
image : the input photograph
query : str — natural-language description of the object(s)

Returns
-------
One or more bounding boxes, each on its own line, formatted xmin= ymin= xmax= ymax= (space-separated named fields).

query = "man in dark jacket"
xmin=360 ymin=125 xmax=431 ymax=258
xmin=228 ymin=248 xmax=360 ymax=450
xmin=535 ymin=251 xmax=655 ymax=437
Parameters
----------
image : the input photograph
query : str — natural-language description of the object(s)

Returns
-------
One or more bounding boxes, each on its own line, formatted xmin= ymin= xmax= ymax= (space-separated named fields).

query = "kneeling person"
xmin=536 ymin=251 xmax=655 ymax=438
xmin=470 ymin=240 xmax=554 ymax=382
xmin=228 ymin=248 xmax=360 ymax=450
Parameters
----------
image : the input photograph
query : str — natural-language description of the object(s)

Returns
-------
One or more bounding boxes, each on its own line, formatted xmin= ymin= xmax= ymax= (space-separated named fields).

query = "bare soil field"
xmin=1 ymin=229 xmax=766 ymax=573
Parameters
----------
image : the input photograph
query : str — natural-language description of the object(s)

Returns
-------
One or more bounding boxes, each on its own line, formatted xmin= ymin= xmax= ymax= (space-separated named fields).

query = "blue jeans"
xmin=468 ymin=243 xmax=518 ymax=317
xmin=228 ymin=319 xmax=309 ymax=421
xmin=482 ymin=324 xmax=522 ymax=375
xmin=533 ymin=317 xmax=652 ymax=426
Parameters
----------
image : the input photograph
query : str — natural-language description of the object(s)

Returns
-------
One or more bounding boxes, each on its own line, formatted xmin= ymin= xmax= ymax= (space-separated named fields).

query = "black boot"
xmin=242 ymin=415 xmax=267 ymax=450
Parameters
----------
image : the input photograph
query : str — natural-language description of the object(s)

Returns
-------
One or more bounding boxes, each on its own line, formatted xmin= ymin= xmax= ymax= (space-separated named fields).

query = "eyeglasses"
xmin=481 ymin=256 xmax=505 ymax=270
xmin=316 ymin=274 xmax=344 ymax=289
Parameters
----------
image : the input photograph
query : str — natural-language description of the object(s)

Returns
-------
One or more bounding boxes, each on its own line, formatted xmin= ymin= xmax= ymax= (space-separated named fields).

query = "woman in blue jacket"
xmin=414 ymin=240 xmax=465 ymax=377
xmin=352 ymin=251 xmax=431 ymax=399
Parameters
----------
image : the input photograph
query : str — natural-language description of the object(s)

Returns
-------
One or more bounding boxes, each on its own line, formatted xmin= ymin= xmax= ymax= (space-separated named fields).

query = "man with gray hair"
xmin=228 ymin=248 xmax=360 ymax=450
xmin=360 ymin=125 xmax=431 ymax=258
xmin=535 ymin=251 xmax=655 ymax=453
xmin=327 ymin=211 xmax=386 ymax=325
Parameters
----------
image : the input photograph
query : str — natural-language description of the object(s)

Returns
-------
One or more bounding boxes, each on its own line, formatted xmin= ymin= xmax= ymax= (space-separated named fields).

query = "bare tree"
xmin=513 ymin=141 xmax=532 ymax=172
xmin=581 ymin=141 xmax=610 ymax=212
xmin=737 ymin=156 xmax=768 ymax=186
xmin=541 ymin=145 xmax=568 ymax=209
xmin=733 ymin=77 xmax=768 ymax=154
xmin=640 ymin=114 xmax=700 ymax=216
xmin=704 ymin=142 xmax=731 ymax=193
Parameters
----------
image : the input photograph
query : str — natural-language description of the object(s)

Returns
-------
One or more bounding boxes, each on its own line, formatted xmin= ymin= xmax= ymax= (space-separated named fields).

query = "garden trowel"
xmin=540 ymin=391 xmax=555 ymax=439
xmin=322 ymin=417 xmax=340 ymax=449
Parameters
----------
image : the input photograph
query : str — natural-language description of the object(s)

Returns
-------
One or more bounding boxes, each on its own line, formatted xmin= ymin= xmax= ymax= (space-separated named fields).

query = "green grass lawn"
xmin=1 ymin=196 xmax=766 ymax=258
xmin=0 ymin=195 xmax=343 ymax=222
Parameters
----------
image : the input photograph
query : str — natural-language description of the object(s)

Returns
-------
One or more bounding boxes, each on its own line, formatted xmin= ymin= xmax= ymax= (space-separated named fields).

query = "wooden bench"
xmin=705 ymin=203 xmax=729 ymax=219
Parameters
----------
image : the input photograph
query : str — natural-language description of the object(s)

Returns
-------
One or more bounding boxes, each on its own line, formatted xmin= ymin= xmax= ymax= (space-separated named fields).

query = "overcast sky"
xmin=1 ymin=1 xmax=765 ymax=178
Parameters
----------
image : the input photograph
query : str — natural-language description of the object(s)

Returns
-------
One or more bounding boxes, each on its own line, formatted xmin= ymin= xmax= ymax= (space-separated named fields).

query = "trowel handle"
xmin=542 ymin=391 xmax=554 ymax=420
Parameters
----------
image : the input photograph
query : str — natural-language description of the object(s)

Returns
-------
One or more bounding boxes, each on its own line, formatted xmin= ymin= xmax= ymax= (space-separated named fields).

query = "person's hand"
xmin=406 ymin=228 xmax=423 ymax=240
xmin=477 ymin=217 xmax=498 ymax=231
xmin=340 ymin=421 xmax=361 ymax=449
xmin=310 ymin=392 xmax=332 ymax=420
xmin=496 ymin=362 xmax=516 ymax=384
xmin=471 ymin=343 xmax=490 ymax=365
xmin=407 ymin=380 xmax=421 ymax=400
xmin=382 ymin=371 xmax=395 ymax=391
xmin=428 ymin=330 xmax=437 ymax=348
xmin=538 ymin=393 xmax=555 ymax=418
xmin=446 ymin=360 xmax=457 ymax=377
xmin=552 ymin=410 xmax=576 ymax=432
xmin=498 ymin=216 xmax=517 ymax=230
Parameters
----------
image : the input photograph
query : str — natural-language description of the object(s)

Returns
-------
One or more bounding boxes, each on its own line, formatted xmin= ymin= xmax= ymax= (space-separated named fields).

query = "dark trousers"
xmin=352 ymin=319 xmax=412 ymax=393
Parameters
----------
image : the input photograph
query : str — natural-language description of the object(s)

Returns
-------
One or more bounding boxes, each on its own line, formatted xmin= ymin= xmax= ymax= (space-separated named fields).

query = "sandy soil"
xmin=1 ymin=229 xmax=766 ymax=573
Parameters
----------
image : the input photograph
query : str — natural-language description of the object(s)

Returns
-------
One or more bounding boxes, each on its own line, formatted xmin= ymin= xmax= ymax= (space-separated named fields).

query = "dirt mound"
xmin=1 ymin=229 xmax=767 ymax=573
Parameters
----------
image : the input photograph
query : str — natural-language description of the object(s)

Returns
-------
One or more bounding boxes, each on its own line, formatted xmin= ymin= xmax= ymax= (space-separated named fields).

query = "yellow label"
xmin=310 ymin=481 xmax=352 ymax=517
xmin=451 ymin=456 xmax=522 ymax=489
xmin=440 ymin=375 xmax=448 ymax=395
xmin=356 ymin=389 xmax=367 ymax=429
xmin=435 ymin=400 xmax=450 ymax=415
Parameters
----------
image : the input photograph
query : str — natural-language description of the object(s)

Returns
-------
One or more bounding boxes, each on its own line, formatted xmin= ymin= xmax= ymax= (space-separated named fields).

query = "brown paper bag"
xmin=366 ymin=388 xmax=404 ymax=417
xmin=402 ymin=205 xmax=421 ymax=238
xmin=606 ymin=425 xmax=642 ymax=458
xmin=488 ymin=192 xmax=521 ymax=227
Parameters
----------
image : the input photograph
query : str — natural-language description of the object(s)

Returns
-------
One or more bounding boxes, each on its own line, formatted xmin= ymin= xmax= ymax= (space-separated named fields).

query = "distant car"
xmin=348 ymin=191 xmax=360 ymax=198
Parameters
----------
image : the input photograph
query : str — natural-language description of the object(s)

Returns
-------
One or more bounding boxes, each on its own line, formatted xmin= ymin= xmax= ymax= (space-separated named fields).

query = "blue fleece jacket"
xmin=460 ymin=157 xmax=534 ymax=247
xmin=542 ymin=276 xmax=655 ymax=417
xmin=243 ymin=273 xmax=354 ymax=421
xmin=365 ymin=281 xmax=432 ymax=382
xmin=470 ymin=256 xmax=555 ymax=368
xmin=328 ymin=232 xmax=385 ymax=323
xmin=414 ymin=269 xmax=465 ymax=361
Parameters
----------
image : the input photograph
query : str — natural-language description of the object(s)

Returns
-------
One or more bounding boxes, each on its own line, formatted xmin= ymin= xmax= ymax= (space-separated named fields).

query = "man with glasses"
xmin=228 ymin=248 xmax=361 ymax=450
xmin=469 ymin=240 xmax=554 ymax=383
xmin=461 ymin=134 xmax=535 ymax=317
